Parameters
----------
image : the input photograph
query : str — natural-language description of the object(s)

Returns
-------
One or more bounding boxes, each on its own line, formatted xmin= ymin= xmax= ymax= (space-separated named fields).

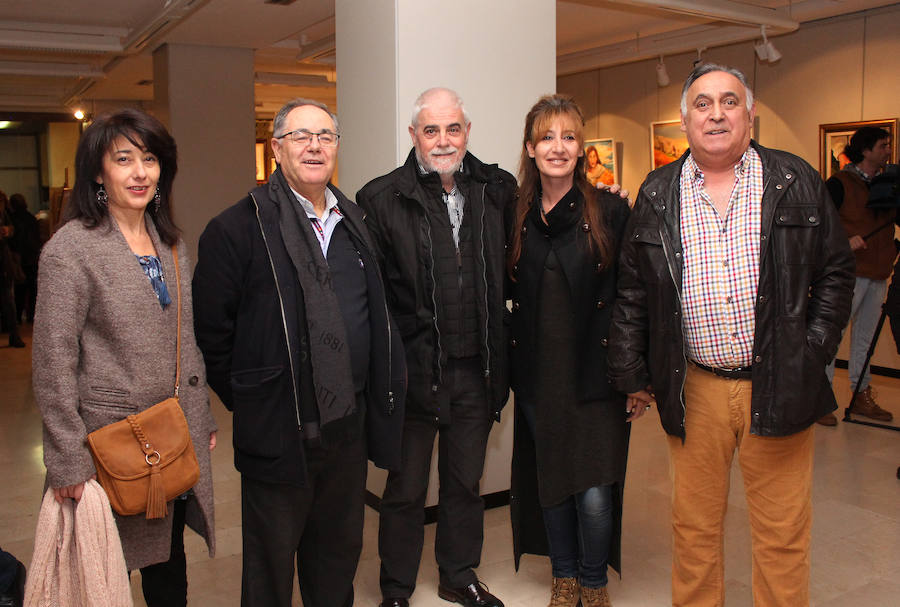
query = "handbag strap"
xmin=171 ymin=246 xmax=181 ymax=398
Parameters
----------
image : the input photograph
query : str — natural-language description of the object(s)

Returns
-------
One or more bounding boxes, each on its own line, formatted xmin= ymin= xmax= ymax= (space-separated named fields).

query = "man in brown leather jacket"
xmin=609 ymin=63 xmax=854 ymax=607
xmin=820 ymin=126 xmax=895 ymax=425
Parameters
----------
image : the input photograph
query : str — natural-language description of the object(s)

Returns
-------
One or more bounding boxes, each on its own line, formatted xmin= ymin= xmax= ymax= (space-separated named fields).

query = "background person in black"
xmin=820 ymin=126 xmax=894 ymax=425
xmin=506 ymin=95 xmax=636 ymax=607
xmin=8 ymin=193 xmax=40 ymax=324
xmin=0 ymin=191 xmax=24 ymax=348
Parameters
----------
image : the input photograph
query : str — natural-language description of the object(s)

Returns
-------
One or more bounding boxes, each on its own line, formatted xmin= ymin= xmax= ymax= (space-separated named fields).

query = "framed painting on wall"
xmin=650 ymin=120 xmax=688 ymax=170
xmin=819 ymin=118 xmax=898 ymax=180
xmin=583 ymin=138 xmax=616 ymax=187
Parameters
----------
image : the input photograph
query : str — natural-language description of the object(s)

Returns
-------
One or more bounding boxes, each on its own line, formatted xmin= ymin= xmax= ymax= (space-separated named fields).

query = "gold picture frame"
xmin=818 ymin=118 xmax=898 ymax=180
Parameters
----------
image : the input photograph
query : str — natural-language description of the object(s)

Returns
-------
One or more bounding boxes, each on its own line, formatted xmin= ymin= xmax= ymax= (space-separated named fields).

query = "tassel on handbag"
xmin=86 ymin=247 xmax=199 ymax=519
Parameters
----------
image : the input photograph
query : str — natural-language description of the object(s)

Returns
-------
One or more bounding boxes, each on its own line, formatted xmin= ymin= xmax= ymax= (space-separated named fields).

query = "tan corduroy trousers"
xmin=666 ymin=364 xmax=814 ymax=607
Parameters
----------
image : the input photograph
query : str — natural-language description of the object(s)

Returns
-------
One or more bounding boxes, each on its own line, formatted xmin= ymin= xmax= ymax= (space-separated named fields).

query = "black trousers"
xmin=378 ymin=357 xmax=493 ymax=598
xmin=139 ymin=497 xmax=188 ymax=607
xmin=240 ymin=434 xmax=367 ymax=607
xmin=0 ymin=279 xmax=19 ymax=340
xmin=14 ymin=265 xmax=36 ymax=323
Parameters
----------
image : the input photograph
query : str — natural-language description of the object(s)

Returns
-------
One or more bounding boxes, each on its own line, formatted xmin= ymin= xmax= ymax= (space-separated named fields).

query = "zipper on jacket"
xmin=456 ymin=243 xmax=464 ymax=340
xmin=425 ymin=219 xmax=444 ymax=390
xmin=478 ymin=183 xmax=491 ymax=383
xmin=384 ymin=297 xmax=394 ymax=414
xmin=251 ymin=193 xmax=303 ymax=430
xmin=657 ymin=212 xmax=687 ymax=429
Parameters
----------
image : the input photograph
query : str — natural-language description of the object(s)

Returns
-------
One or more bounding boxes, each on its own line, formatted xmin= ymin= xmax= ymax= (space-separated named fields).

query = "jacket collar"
xmin=638 ymin=140 xmax=800 ymax=289
xmin=639 ymin=140 xmax=797 ymax=212
xmin=395 ymin=148 xmax=502 ymax=200
xmin=255 ymin=167 xmax=374 ymax=256
xmin=529 ymin=186 xmax=582 ymax=237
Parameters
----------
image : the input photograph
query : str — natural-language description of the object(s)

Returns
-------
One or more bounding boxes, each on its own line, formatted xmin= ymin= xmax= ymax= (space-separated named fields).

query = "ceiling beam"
xmin=605 ymin=0 xmax=799 ymax=31
xmin=0 ymin=22 xmax=125 ymax=53
xmin=0 ymin=60 xmax=105 ymax=79
xmin=255 ymin=72 xmax=333 ymax=87
xmin=558 ymin=22 xmax=767 ymax=75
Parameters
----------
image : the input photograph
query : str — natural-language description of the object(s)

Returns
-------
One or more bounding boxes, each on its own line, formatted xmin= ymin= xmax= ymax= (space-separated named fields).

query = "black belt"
xmin=692 ymin=361 xmax=752 ymax=380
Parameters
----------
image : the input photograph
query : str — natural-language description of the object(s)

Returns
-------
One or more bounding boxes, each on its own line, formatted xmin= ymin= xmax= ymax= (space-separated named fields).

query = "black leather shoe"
xmin=379 ymin=598 xmax=409 ymax=607
xmin=8 ymin=335 xmax=24 ymax=348
xmin=438 ymin=582 xmax=504 ymax=607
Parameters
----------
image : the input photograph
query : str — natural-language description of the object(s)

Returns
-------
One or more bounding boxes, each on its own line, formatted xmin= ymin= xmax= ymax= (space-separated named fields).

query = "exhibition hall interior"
xmin=1 ymin=1 xmax=898 ymax=605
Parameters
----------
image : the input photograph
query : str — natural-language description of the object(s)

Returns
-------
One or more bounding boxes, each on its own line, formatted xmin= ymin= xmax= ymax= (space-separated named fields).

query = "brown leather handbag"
xmin=87 ymin=247 xmax=199 ymax=519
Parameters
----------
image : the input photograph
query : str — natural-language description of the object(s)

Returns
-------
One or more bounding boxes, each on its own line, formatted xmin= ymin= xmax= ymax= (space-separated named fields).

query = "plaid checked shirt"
xmin=680 ymin=147 xmax=763 ymax=368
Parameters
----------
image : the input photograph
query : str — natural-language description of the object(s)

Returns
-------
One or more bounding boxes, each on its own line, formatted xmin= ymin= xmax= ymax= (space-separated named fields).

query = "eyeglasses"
xmin=275 ymin=129 xmax=340 ymax=147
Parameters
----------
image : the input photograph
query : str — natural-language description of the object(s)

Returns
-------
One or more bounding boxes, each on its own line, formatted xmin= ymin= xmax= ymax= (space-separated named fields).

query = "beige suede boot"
xmin=580 ymin=585 xmax=612 ymax=607
xmin=548 ymin=577 xmax=580 ymax=607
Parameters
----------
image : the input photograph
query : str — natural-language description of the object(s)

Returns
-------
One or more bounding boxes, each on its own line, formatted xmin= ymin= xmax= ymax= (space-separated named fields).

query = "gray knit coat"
xmin=32 ymin=215 xmax=216 ymax=570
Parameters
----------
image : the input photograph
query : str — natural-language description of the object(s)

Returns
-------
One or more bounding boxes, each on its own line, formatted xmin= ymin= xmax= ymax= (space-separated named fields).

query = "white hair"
xmin=410 ymin=87 xmax=470 ymax=128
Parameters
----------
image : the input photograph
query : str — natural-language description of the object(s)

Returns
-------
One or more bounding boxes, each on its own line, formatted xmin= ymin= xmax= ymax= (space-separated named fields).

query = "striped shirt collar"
xmin=289 ymin=186 xmax=340 ymax=221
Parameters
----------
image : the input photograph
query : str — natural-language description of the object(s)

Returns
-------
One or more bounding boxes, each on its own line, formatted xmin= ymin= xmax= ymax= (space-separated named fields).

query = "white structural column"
xmin=152 ymin=43 xmax=256 ymax=256
xmin=336 ymin=0 xmax=556 ymax=505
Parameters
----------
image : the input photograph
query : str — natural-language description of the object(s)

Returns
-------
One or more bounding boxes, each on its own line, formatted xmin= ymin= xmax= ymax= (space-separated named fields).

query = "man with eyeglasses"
xmin=193 ymin=98 xmax=406 ymax=607
xmin=357 ymin=87 xmax=514 ymax=607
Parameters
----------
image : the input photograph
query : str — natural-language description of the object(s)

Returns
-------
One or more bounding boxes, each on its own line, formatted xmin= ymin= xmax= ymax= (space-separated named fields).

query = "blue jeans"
xmin=519 ymin=401 xmax=613 ymax=588
xmin=826 ymin=276 xmax=887 ymax=392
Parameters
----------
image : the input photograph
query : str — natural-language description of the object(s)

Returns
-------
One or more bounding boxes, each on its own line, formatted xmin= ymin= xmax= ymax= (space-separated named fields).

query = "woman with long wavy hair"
xmin=507 ymin=95 xmax=643 ymax=607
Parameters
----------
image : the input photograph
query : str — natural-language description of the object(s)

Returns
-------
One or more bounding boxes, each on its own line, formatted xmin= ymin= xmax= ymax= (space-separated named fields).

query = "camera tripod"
xmin=843 ymin=300 xmax=900 ymax=433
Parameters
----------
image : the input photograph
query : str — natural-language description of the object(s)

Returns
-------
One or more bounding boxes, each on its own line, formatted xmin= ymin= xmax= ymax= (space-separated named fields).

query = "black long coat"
xmin=508 ymin=187 xmax=630 ymax=572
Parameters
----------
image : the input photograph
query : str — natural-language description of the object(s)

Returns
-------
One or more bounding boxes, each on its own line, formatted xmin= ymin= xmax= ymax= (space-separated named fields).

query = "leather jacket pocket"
xmin=630 ymin=223 xmax=669 ymax=284
xmin=230 ymin=366 xmax=284 ymax=458
xmin=773 ymin=206 xmax=820 ymax=266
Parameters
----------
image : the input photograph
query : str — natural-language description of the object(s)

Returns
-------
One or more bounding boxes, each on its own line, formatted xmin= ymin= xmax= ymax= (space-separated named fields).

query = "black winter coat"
xmin=193 ymin=171 xmax=406 ymax=486
xmin=609 ymin=141 xmax=855 ymax=439
xmin=357 ymin=150 xmax=516 ymax=423
xmin=508 ymin=188 xmax=630 ymax=402
xmin=508 ymin=187 xmax=630 ymax=573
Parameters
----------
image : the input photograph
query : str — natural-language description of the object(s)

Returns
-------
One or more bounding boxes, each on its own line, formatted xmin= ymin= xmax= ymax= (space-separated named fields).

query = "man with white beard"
xmin=357 ymin=88 xmax=515 ymax=607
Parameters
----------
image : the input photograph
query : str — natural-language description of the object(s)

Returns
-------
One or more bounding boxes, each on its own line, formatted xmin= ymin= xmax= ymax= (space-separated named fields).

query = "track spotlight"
xmin=692 ymin=48 xmax=705 ymax=68
xmin=755 ymin=26 xmax=782 ymax=63
xmin=73 ymin=109 xmax=85 ymax=120
xmin=656 ymin=56 xmax=670 ymax=87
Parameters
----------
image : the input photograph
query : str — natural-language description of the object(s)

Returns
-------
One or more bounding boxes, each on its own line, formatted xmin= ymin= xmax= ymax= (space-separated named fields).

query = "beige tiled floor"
xmin=2 ymin=325 xmax=899 ymax=606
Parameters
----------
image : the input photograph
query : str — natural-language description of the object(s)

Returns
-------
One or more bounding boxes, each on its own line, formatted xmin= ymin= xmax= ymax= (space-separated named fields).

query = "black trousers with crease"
xmin=378 ymin=357 xmax=493 ymax=598
xmin=240 ymin=432 xmax=367 ymax=607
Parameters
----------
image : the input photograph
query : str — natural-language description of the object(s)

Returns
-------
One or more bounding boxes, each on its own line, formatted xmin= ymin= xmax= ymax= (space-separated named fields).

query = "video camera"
xmin=867 ymin=163 xmax=900 ymax=209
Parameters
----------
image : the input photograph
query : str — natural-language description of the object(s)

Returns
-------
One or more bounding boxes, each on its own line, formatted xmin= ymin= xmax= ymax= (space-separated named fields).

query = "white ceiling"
xmin=0 ymin=0 xmax=895 ymax=117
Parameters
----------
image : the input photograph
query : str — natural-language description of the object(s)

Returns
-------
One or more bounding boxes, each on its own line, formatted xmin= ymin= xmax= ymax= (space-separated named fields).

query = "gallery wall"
xmin=558 ymin=3 xmax=900 ymax=373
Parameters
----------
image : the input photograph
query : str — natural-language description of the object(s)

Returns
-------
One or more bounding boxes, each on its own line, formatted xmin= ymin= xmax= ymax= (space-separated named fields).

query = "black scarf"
xmin=271 ymin=169 xmax=356 ymax=429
